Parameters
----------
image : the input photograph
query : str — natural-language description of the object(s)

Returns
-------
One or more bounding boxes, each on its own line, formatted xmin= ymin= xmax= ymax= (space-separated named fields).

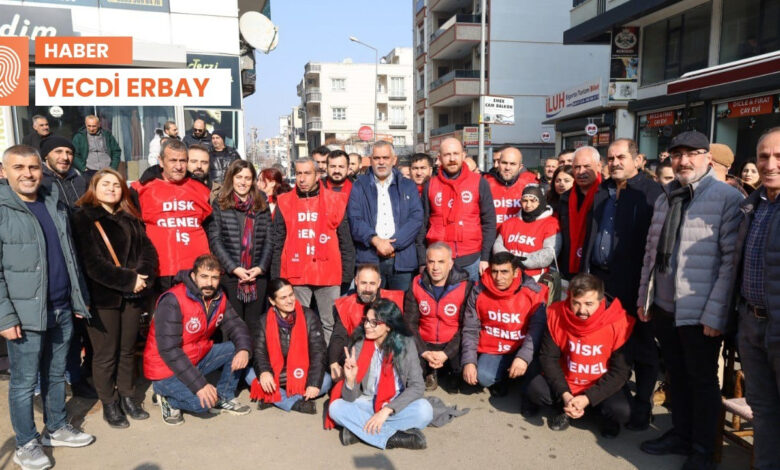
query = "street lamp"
xmin=349 ymin=36 xmax=378 ymax=143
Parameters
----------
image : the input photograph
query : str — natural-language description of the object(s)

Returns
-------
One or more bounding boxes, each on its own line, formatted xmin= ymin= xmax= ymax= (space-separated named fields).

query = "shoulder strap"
xmin=94 ymin=220 xmax=121 ymax=267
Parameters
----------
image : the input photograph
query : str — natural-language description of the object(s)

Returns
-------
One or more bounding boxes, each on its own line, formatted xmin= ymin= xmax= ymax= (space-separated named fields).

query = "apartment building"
xmin=561 ymin=0 xmax=780 ymax=167
xmin=413 ymin=0 xmax=608 ymax=168
xmin=297 ymin=48 xmax=415 ymax=156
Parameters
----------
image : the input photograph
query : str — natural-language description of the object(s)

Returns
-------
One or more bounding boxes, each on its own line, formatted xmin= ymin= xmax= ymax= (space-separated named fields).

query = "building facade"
xmin=413 ymin=0 xmax=609 ymax=168
xmin=559 ymin=0 xmax=780 ymax=167
xmin=297 ymin=48 xmax=415 ymax=157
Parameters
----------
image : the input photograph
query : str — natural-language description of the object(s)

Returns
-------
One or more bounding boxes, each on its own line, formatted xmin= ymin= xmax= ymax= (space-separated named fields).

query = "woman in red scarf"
xmin=328 ymin=299 xmax=432 ymax=450
xmin=248 ymin=278 xmax=330 ymax=413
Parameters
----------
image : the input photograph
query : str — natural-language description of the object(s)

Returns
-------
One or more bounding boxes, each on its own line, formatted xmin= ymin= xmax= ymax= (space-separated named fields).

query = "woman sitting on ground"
xmin=327 ymin=299 xmax=433 ymax=450
xmin=249 ymin=278 xmax=330 ymax=414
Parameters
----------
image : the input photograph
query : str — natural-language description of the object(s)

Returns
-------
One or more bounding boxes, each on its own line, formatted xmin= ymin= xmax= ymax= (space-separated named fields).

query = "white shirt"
xmin=374 ymin=173 xmax=396 ymax=239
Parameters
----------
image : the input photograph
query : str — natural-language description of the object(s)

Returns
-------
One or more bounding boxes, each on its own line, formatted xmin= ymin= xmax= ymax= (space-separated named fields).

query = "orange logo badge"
xmin=0 ymin=36 xmax=29 ymax=106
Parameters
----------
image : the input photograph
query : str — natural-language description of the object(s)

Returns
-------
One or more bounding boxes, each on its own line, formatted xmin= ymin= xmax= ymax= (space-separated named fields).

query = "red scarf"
xmin=324 ymin=339 xmax=397 ymax=430
xmin=437 ymin=165 xmax=475 ymax=225
xmin=567 ymin=176 xmax=601 ymax=273
xmin=250 ymin=303 xmax=309 ymax=403
xmin=480 ymin=269 xmax=522 ymax=298
xmin=558 ymin=298 xmax=633 ymax=339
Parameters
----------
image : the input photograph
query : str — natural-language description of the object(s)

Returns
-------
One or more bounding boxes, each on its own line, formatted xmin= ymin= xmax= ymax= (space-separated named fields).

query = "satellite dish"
xmin=240 ymin=11 xmax=279 ymax=54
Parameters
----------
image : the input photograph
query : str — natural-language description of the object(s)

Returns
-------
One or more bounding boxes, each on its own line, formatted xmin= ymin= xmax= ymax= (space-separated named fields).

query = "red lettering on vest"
xmin=411 ymin=275 xmax=467 ymax=344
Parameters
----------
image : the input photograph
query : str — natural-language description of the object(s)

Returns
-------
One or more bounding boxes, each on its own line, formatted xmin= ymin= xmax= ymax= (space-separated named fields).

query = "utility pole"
xmin=478 ymin=0 xmax=487 ymax=170
xmin=349 ymin=36 xmax=379 ymax=143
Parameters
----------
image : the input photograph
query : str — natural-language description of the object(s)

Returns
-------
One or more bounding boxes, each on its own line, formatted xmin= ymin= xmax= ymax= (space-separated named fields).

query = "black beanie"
xmin=39 ymin=135 xmax=75 ymax=158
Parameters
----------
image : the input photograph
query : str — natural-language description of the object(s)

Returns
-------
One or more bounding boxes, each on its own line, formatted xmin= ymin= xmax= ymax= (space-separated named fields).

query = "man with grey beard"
xmin=326 ymin=264 xmax=405 ymax=381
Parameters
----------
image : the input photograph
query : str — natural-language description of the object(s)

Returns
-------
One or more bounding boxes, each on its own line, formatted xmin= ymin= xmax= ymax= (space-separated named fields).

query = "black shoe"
xmin=103 ymin=401 xmax=129 ymax=429
xmin=425 ymin=373 xmax=438 ymax=391
xmin=520 ymin=396 xmax=539 ymax=418
xmin=120 ymin=396 xmax=150 ymax=420
xmin=339 ymin=427 xmax=360 ymax=446
xmin=640 ymin=430 xmax=692 ymax=456
xmin=291 ymin=399 xmax=317 ymax=415
xmin=70 ymin=380 xmax=98 ymax=399
xmin=599 ymin=417 xmax=621 ymax=439
xmin=626 ymin=401 xmax=653 ymax=431
xmin=257 ymin=401 xmax=274 ymax=411
xmin=682 ymin=451 xmax=716 ymax=470
xmin=386 ymin=428 xmax=427 ymax=450
xmin=488 ymin=381 xmax=509 ymax=397
xmin=548 ymin=413 xmax=570 ymax=431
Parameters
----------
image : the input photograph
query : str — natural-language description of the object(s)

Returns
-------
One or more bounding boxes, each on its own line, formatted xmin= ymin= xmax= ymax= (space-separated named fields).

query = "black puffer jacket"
xmin=208 ymin=147 xmax=241 ymax=184
xmin=71 ymin=205 xmax=159 ymax=309
xmin=253 ymin=306 xmax=327 ymax=389
xmin=207 ymin=197 xmax=273 ymax=276
xmin=42 ymin=166 xmax=87 ymax=210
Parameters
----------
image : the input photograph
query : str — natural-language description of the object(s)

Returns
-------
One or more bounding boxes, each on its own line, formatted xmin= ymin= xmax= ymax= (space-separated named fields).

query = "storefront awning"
xmin=667 ymin=51 xmax=780 ymax=95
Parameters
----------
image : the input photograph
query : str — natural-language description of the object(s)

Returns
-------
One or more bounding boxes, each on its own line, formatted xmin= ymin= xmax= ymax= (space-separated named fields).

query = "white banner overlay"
xmin=35 ymin=68 xmax=232 ymax=106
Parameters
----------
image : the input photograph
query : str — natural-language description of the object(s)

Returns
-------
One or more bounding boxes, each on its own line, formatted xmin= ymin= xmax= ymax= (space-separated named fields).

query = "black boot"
xmin=120 ymin=396 xmax=150 ymax=420
xmin=626 ymin=400 xmax=653 ymax=431
xmin=520 ymin=395 xmax=540 ymax=417
xmin=488 ymin=380 xmax=509 ymax=397
xmin=339 ymin=427 xmax=360 ymax=446
xmin=386 ymin=428 xmax=427 ymax=450
xmin=291 ymin=399 xmax=317 ymax=414
xmin=682 ymin=450 xmax=716 ymax=470
xmin=599 ymin=417 xmax=621 ymax=438
xmin=103 ymin=401 xmax=129 ymax=428
xmin=640 ymin=429 xmax=692 ymax=456
xmin=548 ymin=413 xmax=570 ymax=431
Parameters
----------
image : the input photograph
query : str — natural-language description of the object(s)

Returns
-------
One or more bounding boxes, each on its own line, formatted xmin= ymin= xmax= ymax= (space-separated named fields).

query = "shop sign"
xmin=646 ymin=110 xmax=675 ymax=128
xmin=545 ymin=79 xmax=603 ymax=119
xmin=541 ymin=130 xmax=552 ymax=143
xmin=483 ymin=96 xmax=514 ymax=125
xmin=0 ymin=5 xmax=75 ymax=46
xmin=609 ymin=26 xmax=639 ymax=101
xmin=585 ymin=123 xmax=598 ymax=136
xmin=186 ymin=54 xmax=241 ymax=110
xmin=727 ymin=95 xmax=773 ymax=118
xmin=596 ymin=132 xmax=610 ymax=146
xmin=463 ymin=126 xmax=491 ymax=147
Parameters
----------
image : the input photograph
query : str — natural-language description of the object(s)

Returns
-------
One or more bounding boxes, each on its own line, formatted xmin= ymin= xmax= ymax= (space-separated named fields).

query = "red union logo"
xmin=0 ymin=37 xmax=29 ymax=106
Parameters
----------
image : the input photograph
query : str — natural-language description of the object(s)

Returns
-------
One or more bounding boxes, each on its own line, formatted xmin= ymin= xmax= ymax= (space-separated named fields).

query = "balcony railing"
xmin=389 ymin=92 xmax=406 ymax=101
xmin=430 ymin=123 xmax=470 ymax=136
xmin=416 ymin=44 xmax=424 ymax=56
xmin=305 ymin=63 xmax=320 ymax=74
xmin=305 ymin=88 xmax=321 ymax=102
xmin=429 ymin=69 xmax=480 ymax=90
xmin=306 ymin=118 xmax=322 ymax=131
xmin=430 ymin=14 xmax=481 ymax=42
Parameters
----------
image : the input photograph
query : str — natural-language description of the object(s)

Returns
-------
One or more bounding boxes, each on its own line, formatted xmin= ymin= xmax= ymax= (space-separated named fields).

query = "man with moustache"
xmin=144 ymin=255 xmax=252 ymax=424
xmin=187 ymin=144 xmax=212 ymax=188
xmin=311 ymin=146 xmax=330 ymax=178
xmin=22 ymin=115 xmax=51 ymax=149
xmin=410 ymin=153 xmax=434 ymax=196
xmin=558 ymin=149 xmax=575 ymax=167
xmin=323 ymin=150 xmax=352 ymax=195
xmin=581 ymin=138 xmax=663 ymax=430
xmin=637 ymin=131 xmax=742 ymax=468
xmin=485 ymin=146 xmax=539 ymax=229
xmin=558 ymin=146 xmax=602 ymax=280
xmin=183 ymin=119 xmax=212 ymax=149
xmin=348 ymin=153 xmax=362 ymax=179
xmin=40 ymin=136 xmax=87 ymax=210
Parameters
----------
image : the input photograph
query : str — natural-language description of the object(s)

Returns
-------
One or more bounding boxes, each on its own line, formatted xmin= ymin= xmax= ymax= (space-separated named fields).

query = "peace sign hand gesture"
xmin=343 ymin=346 xmax=358 ymax=389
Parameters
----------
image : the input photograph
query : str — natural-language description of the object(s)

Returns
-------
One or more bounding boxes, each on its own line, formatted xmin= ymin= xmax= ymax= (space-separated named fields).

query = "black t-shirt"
xmin=25 ymin=200 xmax=71 ymax=310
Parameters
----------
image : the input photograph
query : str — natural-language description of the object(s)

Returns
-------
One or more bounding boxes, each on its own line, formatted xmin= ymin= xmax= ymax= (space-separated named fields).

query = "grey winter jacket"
xmin=637 ymin=169 xmax=743 ymax=332
xmin=0 ymin=181 xmax=90 ymax=332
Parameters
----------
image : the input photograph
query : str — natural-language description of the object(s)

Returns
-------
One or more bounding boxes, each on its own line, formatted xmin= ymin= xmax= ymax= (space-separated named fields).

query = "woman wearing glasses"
xmin=327 ymin=298 xmax=433 ymax=450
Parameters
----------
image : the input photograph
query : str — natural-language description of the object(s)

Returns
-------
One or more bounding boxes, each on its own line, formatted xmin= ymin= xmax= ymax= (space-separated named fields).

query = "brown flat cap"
xmin=710 ymin=143 xmax=734 ymax=168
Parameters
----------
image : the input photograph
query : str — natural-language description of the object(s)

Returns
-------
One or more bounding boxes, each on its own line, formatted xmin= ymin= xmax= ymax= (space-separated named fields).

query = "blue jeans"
xmin=152 ymin=342 xmax=240 ymax=414
xmin=378 ymin=257 xmax=413 ymax=292
xmin=476 ymin=352 xmax=515 ymax=387
xmin=460 ymin=258 xmax=481 ymax=282
xmin=329 ymin=396 xmax=433 ymax=449
xmin=7 ymin=308 xmax=73 ymax=447
xmin=245 ymin=370 xmax=333 ymax=411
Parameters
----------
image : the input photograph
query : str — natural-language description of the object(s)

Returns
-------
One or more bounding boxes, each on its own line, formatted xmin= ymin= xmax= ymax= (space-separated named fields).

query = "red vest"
xmin=276 ymin=187 xmax=347 ymax=286
xmin=426 ymin=168 xmax=483 ymax=258
xmin=323 ymin=178 xmax=353 ymax=198
xmin=475 ymin=280 xmax=547 ymax=355
xmin=333 ymin=290 xmax=405 ymax=335
xmin=411 ymin=275 xmax=468 ymax=344
xmin=486 ymin=171 xmax=538 ymax=229
xmin=133 ymin=178 xmax=212 ymax=277
xmin=546 ymin=300 xmax=634 ymax=395
xmin=498 ymin=214 xmax=560 ymax=277
xmin=143 ymin=283 xmax=228 ymax=381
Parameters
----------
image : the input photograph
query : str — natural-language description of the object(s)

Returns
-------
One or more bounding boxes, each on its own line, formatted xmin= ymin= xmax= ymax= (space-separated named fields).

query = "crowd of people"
xmin=0 ymin=117 xmax=778 ymax=470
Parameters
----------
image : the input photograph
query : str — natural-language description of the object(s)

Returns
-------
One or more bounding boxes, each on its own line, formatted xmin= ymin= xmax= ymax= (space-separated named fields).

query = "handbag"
xmin=94 ymin=220 xmax=143 ymax=299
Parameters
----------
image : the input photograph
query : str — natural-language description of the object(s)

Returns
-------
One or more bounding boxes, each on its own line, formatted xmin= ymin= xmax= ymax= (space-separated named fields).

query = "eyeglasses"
xmin=670 ymin=150 xmax=708 ymax=160
xmin=363 ymin=317 xmax=385 ymax=328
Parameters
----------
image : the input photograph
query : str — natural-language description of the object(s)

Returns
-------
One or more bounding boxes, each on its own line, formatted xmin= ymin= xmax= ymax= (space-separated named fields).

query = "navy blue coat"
xmin=347 ymin=168 xmax=423 ymax=272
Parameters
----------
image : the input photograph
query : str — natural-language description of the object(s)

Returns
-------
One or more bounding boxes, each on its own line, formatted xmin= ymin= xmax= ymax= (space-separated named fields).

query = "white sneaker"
xmin=13 ymin=439 xmax=52 ymax=470
xmin=40 ymin=424 xmax=95 ymax=448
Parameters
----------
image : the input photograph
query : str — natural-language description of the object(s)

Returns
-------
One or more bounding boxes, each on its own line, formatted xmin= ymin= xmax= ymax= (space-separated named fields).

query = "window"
xmin=332 ymin=107 xmax=346 ymax=120
xmin=393 ymin=136 xmax=406 ymax=146
xmin=438 ymin=113 xmax=449 ymax=127
xmin=390 ymin=106 xmax=405 ymax=125
xmin=331 ymin=78 xmax=346 ymax=91
xmin=390 ymin=77 xmax=405 ymax=97
xmin=641 ymin=3 xmax=711 ymax=85
xmin=720 ymin=0 xmax=780 ymax=63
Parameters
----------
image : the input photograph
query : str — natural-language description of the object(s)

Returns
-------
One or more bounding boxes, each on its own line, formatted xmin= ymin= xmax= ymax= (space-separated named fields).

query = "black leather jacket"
xmin=208 ymin=146 xmax=241 ymax=184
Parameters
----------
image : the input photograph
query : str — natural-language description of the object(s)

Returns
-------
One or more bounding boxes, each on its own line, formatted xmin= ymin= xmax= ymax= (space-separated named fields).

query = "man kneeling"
xmin=527 ymin=273 xmax=634 ymax=437
xmin=143 ymin=255 xmax=253 ymax=425
xmin=327 ymin=299 xmax=433 ymax=450
xmin=249 ymin=278 xmax=331 ymax=413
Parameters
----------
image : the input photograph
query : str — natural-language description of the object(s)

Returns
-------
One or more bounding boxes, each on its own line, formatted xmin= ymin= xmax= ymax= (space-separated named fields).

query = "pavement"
xmin=0 ymin=377 xmax=750 ymax=470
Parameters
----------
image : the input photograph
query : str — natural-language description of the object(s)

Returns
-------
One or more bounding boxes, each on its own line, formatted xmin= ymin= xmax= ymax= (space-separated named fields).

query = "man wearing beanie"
xmin=581 ymin=138 xmax=662 ymax=431
xmin=40 ymin=136 xmax=88 ymax=210
xmin=208 ymin=129 xmax=241 ymax=184
xmin=710 ymin=143 xmax=748 ymax=197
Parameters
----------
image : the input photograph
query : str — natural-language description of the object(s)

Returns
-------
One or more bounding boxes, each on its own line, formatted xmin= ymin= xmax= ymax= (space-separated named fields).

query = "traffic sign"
xmin=541 ymin=131 xmax=552 ymax=143
xmin=585 ymin=123 xmax=598 ymax=136
xmin=358 ymin=125 xmax=373 ymax=141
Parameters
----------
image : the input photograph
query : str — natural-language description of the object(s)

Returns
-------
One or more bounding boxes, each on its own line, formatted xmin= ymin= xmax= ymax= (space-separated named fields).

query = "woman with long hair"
xmin=71 ymin=168 xmax=159 ymax=428
xmin=258 ymin=167 xmax=292 ymax=216
xmin=248 ymin=278 xmax=330 ymax=413
xmin=208 ymin=160 xmax=272 ymax=334
xmin=547 ymin=164 xmax=574 ymax=209
xmin=327 ymin=299 xmax=433 ymax=450
xmin=739 ymin=158 xmax=760 ymax=195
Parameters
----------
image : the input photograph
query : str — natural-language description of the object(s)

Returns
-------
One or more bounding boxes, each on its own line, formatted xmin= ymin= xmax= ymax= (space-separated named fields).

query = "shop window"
xmin=183 ymin=109 xmax=239 ymax=149
xmin=638 ymin=106 xmax=707 ymax=160
xmin=641 ymin=3 xmax=711 ymax=85
xmin=720 ymin=0 xmax=780 ymax=63
xmin=713 ymin=94 xmax=780 ymax=171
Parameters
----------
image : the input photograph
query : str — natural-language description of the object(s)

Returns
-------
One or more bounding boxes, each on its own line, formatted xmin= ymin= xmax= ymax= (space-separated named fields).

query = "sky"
xmin=245 ymin=1 xmax=413 ymax=141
